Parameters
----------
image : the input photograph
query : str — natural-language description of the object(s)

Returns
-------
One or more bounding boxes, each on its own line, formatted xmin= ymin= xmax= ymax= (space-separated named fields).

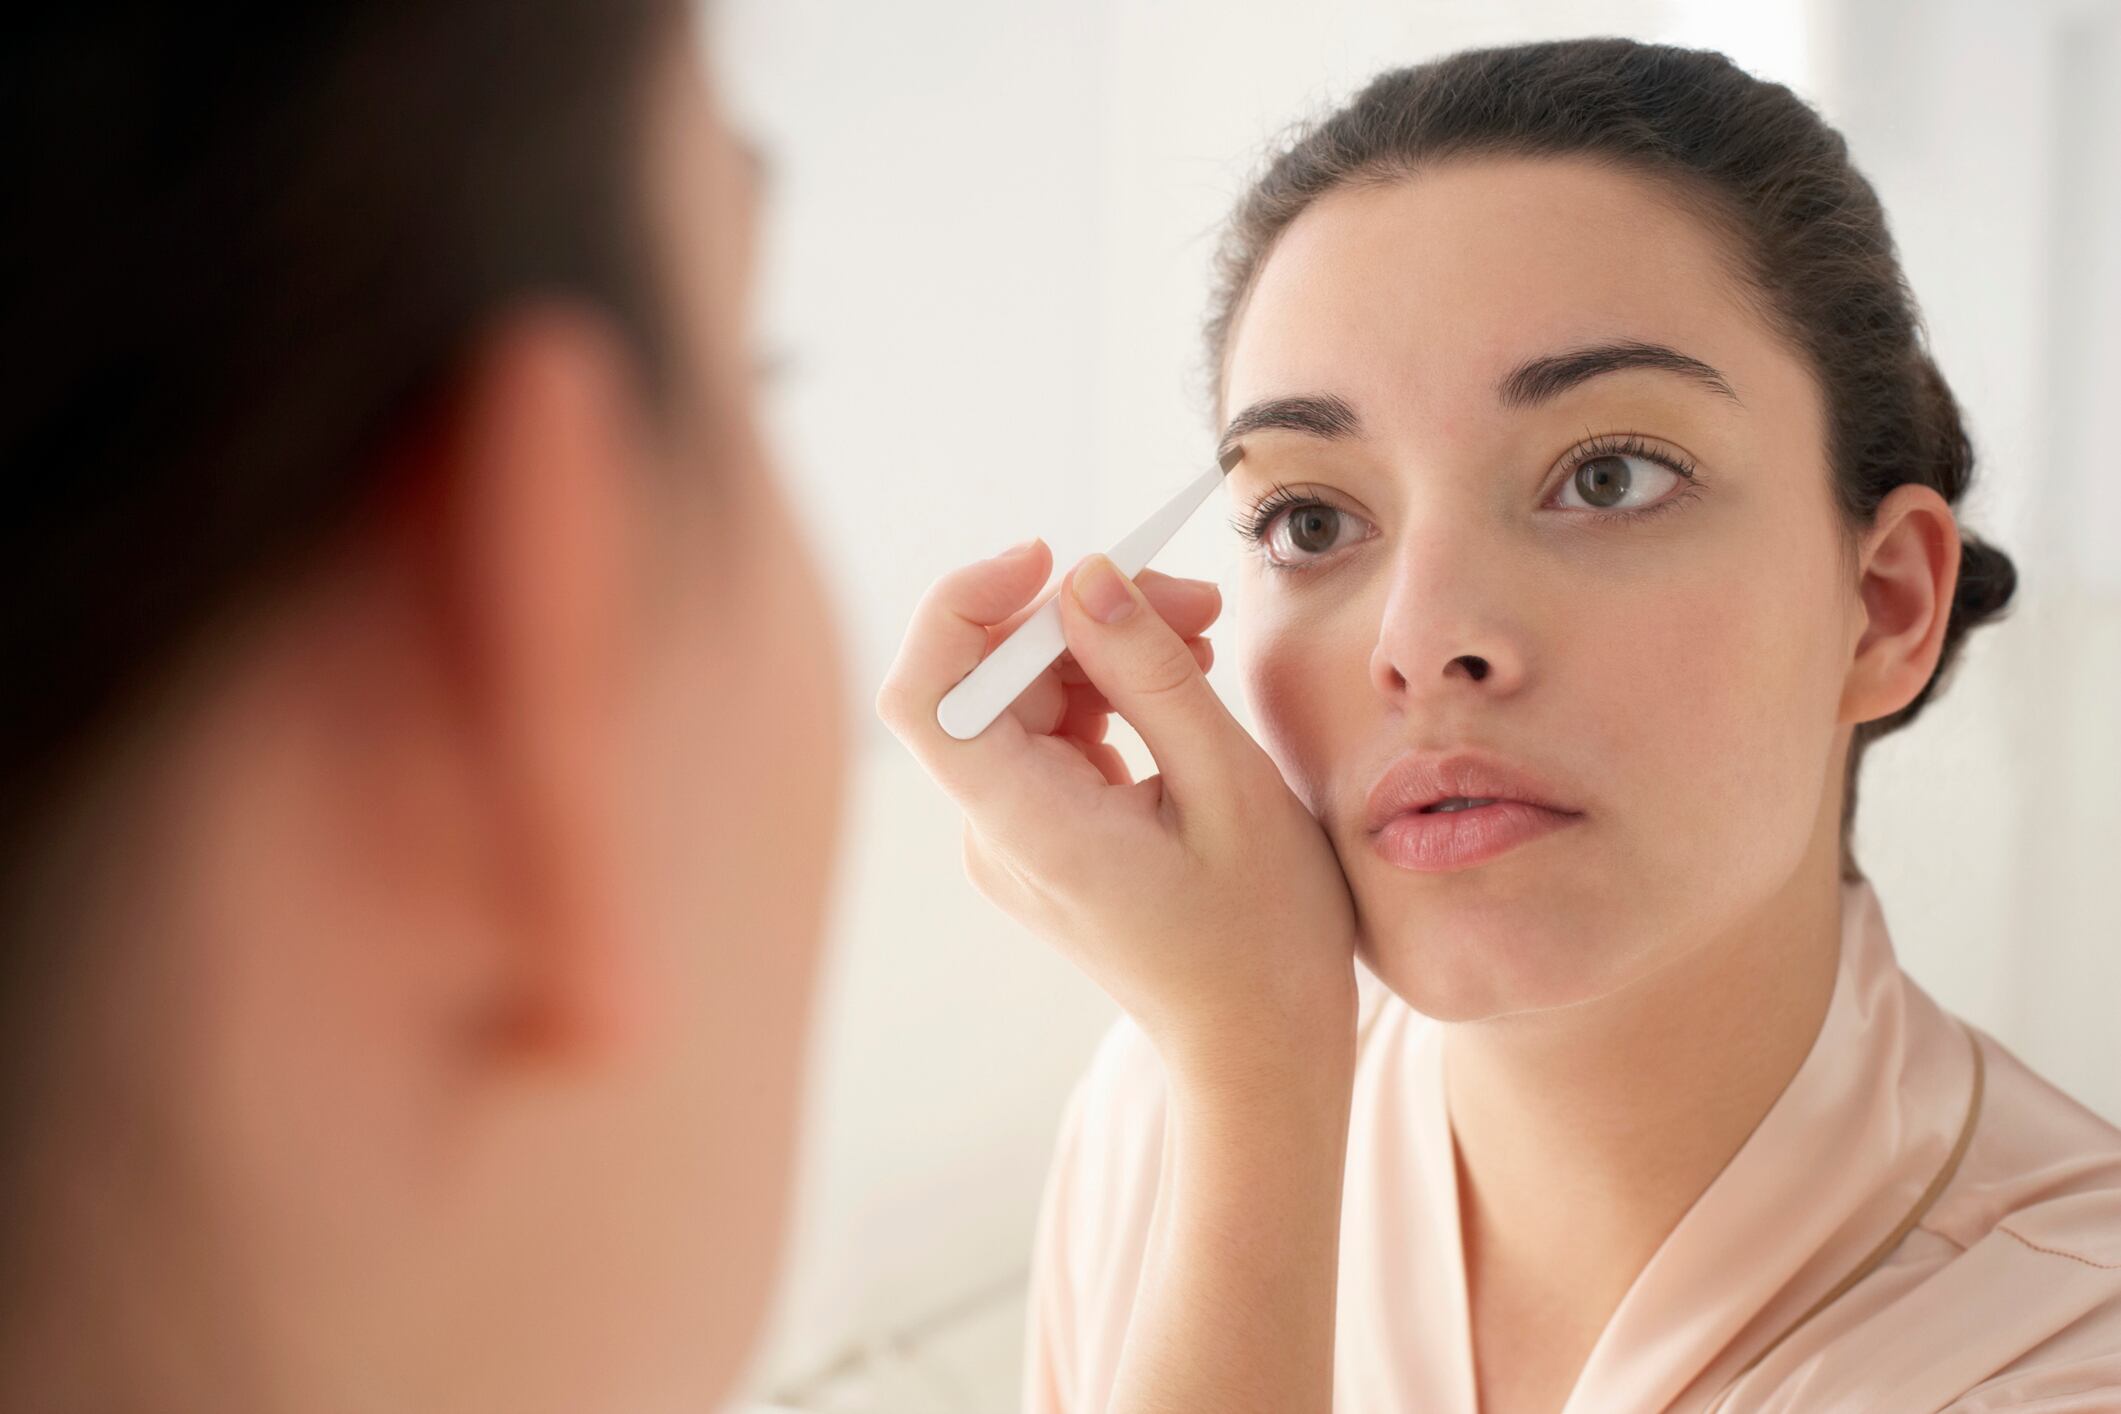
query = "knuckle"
xmin=1131 ymin=641 xmax=1201 ymax=702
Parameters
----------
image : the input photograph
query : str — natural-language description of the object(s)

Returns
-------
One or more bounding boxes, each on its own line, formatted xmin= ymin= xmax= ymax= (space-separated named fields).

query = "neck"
xmin=1442 ymin=855 xmax=1847 ymax=1340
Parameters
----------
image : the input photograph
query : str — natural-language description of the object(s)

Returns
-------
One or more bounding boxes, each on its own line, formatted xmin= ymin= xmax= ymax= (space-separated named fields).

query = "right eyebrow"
xmin=1216 ymin=393 xmax=1364 ymax=466
xmin=1498 ymin=339 xmax=1739 ymax=409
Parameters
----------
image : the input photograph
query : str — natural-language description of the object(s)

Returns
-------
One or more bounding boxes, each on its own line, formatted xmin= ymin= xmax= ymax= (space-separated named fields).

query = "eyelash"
xmin=1227 ymin=432 xmax=1705 ymax=572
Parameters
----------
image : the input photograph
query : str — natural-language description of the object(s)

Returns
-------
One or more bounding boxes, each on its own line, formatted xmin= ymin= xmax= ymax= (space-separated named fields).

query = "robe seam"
xmin=1995 ymin=1225 xmax=2121 ymax=1270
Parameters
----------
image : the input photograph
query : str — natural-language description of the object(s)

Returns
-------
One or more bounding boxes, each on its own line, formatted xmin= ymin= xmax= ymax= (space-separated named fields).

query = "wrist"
xmin=1155 ymin=969 xmax=1359 ymax=1099
xmin=1160 ymin=1023 xmax=1358 ymax=1131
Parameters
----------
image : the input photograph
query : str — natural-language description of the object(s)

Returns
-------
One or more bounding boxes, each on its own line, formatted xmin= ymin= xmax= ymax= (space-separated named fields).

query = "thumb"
xmin=1058 ymin=552 xmax=1245 ymax=792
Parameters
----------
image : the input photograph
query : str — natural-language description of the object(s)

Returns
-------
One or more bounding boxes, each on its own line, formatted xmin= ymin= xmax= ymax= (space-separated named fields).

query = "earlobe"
xmin=1845 ymin=484 xmax=1962 ymax=724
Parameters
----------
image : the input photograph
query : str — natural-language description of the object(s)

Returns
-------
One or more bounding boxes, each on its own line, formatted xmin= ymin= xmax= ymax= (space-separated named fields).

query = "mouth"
xmin=1418 ymin=796 xmax=1503 ymax=814
xmin=1358 ymin=747 xmax=1585 ymax=872
xmin=1360 ymin=747 xmax=1582 ymax=837
xmin=1371 ymin=797 xmax=1583 ymax=872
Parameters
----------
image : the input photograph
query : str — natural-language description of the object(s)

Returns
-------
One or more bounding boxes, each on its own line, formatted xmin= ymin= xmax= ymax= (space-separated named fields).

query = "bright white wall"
xmin=714 ymin=1 xmax=2121 ymax=1407
xmin=1820 ymin=0 xmax=2121 ymax=1109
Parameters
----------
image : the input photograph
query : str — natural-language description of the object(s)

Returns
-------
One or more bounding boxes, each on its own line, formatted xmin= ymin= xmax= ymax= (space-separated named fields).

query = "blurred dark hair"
xmin=0 ymin=0 xmax=682 ymax=1291
xmin=1204 ymin=37 xmax=2018 ymax=882
xmin=0 ymin=0 xmax=682 ymax=884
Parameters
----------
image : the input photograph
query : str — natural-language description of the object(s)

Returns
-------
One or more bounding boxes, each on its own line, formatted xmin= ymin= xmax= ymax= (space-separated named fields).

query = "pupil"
xmin=1289 ymin=507 xmax=1336 ymax=553
xmin=1578 ymin=455 xmax=1631 ymax=507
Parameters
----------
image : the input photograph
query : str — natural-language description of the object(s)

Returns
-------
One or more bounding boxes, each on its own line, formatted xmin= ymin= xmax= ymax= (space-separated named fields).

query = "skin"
xmin=5 ymin=22 xmax=848 ymax=1414
xmin=1217 ymin=154 xmax=1960 ymax=1411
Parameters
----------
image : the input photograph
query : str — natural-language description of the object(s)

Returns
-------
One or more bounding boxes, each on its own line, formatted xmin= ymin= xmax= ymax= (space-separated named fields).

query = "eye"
xmin=1548 ymin=435 xmax=1699 ymax=520
xmin=1266 ymin=502 xmax=1355 ymax=564
xmin=1231 ymin=484 xmax=1373 ymax=570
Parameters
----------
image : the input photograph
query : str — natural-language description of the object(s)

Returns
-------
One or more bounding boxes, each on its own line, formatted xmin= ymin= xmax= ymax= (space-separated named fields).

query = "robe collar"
xmin=1400 ymin=875 xmax=1982 ymax=1413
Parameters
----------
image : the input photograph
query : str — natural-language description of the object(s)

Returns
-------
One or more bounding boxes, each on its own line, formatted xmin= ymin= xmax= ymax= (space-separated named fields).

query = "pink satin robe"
xmin=1021 ymin=877 xmax=2121 ymax=1411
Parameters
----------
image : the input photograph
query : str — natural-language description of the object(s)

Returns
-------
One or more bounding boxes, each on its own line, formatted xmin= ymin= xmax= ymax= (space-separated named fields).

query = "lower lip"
xmin=1370 ymin=800 xmax=1582 ymax=873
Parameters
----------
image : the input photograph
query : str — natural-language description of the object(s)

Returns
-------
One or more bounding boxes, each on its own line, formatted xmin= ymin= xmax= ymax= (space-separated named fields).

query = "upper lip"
xmin=1363 ymin=748 xmax=1581 ymax=833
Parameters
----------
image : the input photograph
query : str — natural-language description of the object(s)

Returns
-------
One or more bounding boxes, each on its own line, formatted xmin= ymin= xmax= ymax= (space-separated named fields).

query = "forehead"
xmin=1222 ymin=155 xmax=1784 ymax=429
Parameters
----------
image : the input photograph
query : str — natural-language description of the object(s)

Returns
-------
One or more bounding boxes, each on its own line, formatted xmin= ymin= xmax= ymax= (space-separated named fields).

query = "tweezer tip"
xmin=1217 ymin=445 xmax=1244 ymax=474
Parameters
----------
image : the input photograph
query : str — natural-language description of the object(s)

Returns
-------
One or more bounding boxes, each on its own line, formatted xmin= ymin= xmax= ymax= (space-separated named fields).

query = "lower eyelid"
xmin=1580 ymin=482 xmax=1702 ymax=521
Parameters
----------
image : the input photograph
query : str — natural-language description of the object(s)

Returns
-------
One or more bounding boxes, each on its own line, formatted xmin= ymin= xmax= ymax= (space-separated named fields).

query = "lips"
xmin=1363 ymin=748 xmax=1580 ymax=835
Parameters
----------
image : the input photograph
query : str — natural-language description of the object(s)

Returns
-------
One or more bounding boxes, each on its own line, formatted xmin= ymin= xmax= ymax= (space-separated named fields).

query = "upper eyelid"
xmin=1551 ymin=431 xmax=1700 ymax=482
xmin=1229 ymin=482 xmax=1371 ymax=545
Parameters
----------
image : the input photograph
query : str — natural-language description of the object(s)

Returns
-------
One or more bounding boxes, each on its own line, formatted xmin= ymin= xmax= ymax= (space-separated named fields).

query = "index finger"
xmin=873 ymin=539 xmax=1061 ymax=786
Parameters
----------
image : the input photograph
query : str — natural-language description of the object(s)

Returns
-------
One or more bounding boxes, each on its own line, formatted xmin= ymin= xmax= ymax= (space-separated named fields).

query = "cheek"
xmin=1236 ymin=585 xmax=1376 ymax=816
xmin=1570 ymin=525 xmax=1849 ymax=891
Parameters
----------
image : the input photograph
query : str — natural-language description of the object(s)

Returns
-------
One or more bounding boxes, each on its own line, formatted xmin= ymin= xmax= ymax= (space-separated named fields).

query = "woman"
xmin=2 ymin=3 xmax=847 ymax=1410
xmin=880 ymin=38 xmax=2121 ymax=1413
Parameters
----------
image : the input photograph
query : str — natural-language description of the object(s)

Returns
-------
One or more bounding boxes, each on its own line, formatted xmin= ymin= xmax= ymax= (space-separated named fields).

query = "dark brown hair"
xmin=0 ymin=0 xmax=682 ymax=894
xmin=1204 ymin=37 xmax=2017 ymax=882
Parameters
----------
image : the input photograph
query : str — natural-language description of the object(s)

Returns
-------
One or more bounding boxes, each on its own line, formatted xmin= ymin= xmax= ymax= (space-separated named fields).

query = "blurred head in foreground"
xmin=0 ymin=3 xmax=848 ymax=1409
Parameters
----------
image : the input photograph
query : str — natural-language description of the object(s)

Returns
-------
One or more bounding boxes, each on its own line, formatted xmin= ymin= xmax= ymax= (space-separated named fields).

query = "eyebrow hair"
xmin=1216 ymin=393 xmax=1363 ymax=465
xmin=1498 ymin=339 xmax=1738 ymax=408
xmin=1218 ymin=343 xmax=1732 ymax=463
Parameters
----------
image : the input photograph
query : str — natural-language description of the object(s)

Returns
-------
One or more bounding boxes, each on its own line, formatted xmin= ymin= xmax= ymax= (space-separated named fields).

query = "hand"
xmin=875 ymin=537 xmax=1358 ymax=1079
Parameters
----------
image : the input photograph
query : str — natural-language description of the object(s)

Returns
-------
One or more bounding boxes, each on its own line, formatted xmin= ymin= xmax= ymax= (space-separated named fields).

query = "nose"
xmin=1366 ymin=532 xmax=1530 ymax=708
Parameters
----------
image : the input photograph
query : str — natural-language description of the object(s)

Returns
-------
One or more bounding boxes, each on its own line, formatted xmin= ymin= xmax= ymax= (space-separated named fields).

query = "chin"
xmin=1353 ymin=883 xmax=1630 ymax=1022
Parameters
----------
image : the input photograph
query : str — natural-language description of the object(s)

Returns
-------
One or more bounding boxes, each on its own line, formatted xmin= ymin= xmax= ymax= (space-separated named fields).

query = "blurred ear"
xmin=375 ymin=302 xmax=654 ymax=1063
xmin=1843 ymin=482 xmax=1961 ymax=725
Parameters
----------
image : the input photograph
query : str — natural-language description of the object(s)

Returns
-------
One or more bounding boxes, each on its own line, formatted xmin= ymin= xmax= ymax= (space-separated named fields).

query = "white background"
xmin=712 ymin=1 xmax=2121 ymax=1407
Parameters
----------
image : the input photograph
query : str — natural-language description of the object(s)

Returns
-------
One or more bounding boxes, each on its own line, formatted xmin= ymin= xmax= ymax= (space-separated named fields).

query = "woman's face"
xmin=1221 ymin=156 xmax=1861 ymax=1022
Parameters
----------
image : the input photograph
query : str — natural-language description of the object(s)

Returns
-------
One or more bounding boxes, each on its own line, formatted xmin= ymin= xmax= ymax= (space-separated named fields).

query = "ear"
xmin=379 ymin=301 xmax=654 ymax=1062
xmin=1841 ymin=482 xmax=1963 ymax=727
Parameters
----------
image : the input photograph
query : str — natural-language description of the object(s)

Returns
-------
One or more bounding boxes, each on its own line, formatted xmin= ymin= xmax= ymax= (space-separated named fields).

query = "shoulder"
xmin=1075 ymin=1013 xmax=1171 ymax=1135
xmin=1923 ymin=1022 xmax=2121 ymax=1270
xmin=1043 ymin=1015 xmax=1170 ymax=1234
xmin=1754 ymin=1020 xmax=2121 ymax=1411
xmin=1038 ymin=1015 xmax=1172 ymax=1277
xmin=1020 ymin=1016 xmax=1169 ymax=1414
xmin=1926 ymin=1025 xmax=2121 ymax=1405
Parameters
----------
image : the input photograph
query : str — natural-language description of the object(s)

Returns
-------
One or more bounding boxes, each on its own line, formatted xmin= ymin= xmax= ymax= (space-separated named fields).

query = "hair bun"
xmin=1953 ymin=532 xmax=2018 ymax=627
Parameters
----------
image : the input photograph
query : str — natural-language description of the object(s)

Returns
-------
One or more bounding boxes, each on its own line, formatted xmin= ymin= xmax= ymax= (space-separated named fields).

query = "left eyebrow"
xmin=1215 ymin=392 xmax=1363 ymax=468
xmin=1498 ymin=340 xmax=1739 ymax=409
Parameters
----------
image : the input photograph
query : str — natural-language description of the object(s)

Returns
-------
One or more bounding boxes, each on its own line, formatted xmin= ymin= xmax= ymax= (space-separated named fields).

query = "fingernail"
xmin=994 ymin=536 xmax=1041 ymax=561
xmin=1072 ymin=554 xmax=1136 ymax=624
